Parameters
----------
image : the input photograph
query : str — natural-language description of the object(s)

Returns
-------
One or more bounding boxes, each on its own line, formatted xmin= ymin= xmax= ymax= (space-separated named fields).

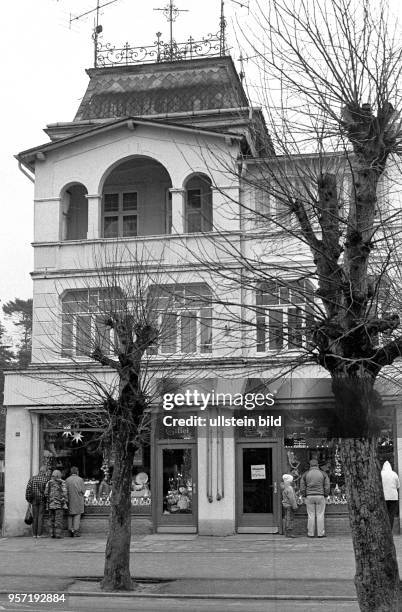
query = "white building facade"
xmin=3 ymin=53 xmax=400 ymax=537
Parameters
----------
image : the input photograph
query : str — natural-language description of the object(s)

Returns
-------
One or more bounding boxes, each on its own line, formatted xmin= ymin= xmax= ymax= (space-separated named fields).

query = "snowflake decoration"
xmin=72 ymin=431 xmax=84 ymax=444
xmin=62 ymin=425 xmax=73 ymax=438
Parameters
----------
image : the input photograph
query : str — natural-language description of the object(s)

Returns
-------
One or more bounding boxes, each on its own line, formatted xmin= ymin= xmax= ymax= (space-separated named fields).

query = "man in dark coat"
xmin=66 ymin=466 xmax=85 ymax=537
xmin=300 ymin=458 xmax=330 ymax=538
xmin=25 ymin=465 xmax=50 ymax=538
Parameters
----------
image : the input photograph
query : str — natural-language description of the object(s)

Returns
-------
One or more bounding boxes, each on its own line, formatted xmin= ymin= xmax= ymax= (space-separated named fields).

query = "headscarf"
xmin=382 ymin=461 xmax=393 ymax=472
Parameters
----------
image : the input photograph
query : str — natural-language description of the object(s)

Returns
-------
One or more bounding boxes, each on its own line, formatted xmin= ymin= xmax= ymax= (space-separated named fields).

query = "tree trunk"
xmin=329 ymin=370 xmax=401 ymax=612
xmin=101 ymin=442 xmax=135 ymax=591
xmin=340 ymin=437 xmax=399 ymax=611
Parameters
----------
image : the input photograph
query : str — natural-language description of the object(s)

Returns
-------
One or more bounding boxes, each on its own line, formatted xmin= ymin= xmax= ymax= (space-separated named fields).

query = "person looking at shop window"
xmin=44 ymin=470 xmax=67 ymax=539
xmin=381 ymin=461 xmax=400 ymax=531
xmin=66 ymin=466 xmax=85 ymax=537
xmin=299 ymin=458 xmax=330 ymax=538
xmin=25 ymin=465 xmax=50 ymax=538
xmin=281 ymin=473 xmax=298 ymax=538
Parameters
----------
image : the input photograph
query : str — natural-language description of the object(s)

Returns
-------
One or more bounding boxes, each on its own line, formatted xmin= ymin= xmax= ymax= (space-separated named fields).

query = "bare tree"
xmin=186 ymin=0 xmax=402 ymax=609
xmin=32 ymin=244 xmax=204 ymax=591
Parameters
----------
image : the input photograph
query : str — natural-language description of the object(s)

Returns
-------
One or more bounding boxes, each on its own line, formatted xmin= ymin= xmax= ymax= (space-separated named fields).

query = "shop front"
xmin=153 ymin=411 xmax=197 ymax=533
xmin=32 ymin=399 xmax=396 ymax=537
xmin=233 ymin=403 xmax=396 ymax=535
xmin=236 ymin=442 xmax=280 ymax=533
xmin=40 ymin=412 xmax=153 ymax=535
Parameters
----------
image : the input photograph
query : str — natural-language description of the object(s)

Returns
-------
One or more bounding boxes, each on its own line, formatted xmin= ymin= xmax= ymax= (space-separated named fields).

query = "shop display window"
xmin=284 ymin=407 xmax=395 ymax=505
xmin=41 ymin=414 xmax=151 ymax=514
xmin=285 ymin=443 xmax=347 ymax=505
xmin=162 ymin=448 xmax=193 ymax=514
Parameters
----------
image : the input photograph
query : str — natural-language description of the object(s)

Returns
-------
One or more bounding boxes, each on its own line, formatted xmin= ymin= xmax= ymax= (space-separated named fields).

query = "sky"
xmin=0 ymin=0 xmax=246 ymax=313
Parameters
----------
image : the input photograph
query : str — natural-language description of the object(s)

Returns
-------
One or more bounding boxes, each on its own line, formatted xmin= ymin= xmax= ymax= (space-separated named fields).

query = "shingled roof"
xmin=74 ymin=56 xmax=249 ymax=121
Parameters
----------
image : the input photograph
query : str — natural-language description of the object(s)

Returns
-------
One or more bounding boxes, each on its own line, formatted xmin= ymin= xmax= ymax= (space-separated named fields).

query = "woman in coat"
xmin=65 ymin=466 xmax=86 ymax=537
xmin=44 ymin=470 xmax=67 ymax=538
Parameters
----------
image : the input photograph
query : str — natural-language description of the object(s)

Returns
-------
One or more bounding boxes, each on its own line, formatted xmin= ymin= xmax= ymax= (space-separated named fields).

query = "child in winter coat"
xmin=281 ymin=473 xmax=298 ymax=538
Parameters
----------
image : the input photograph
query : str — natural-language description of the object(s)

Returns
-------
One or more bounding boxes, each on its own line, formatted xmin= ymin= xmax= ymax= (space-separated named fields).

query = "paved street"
xmin=0 ymin=597 xmax=360 ymax=612
xmin=0 ymin=533 xmax=401 ymax=610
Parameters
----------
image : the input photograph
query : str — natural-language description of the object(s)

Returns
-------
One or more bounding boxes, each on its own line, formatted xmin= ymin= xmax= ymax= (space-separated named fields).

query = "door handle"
xmin=273 ymin=482 xmax=277 ymax=494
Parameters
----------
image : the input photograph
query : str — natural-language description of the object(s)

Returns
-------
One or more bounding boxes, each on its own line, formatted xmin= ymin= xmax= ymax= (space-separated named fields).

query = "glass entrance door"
xmin=237 ymin=443 xmax=279 ymax=530
xmin=156 ymin=444 xmax=197 ymax=531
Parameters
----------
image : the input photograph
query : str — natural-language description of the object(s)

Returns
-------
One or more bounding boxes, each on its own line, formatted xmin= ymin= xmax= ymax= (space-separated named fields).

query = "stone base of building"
xmin=198 ymin=518 xmax=235 ymax=536
xmin=4 ymin=514 xmax=153 ymax=537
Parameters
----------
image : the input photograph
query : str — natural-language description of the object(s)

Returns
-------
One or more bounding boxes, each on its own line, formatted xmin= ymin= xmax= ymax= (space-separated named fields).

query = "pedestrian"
xmin=25 ymin=465 xmax=50 ymax=538
xmin=281 ymin=473 xmax=298 ymax=538
xmin=44 ymin=470 xmax=67 ymax=539
xmin=65 ymin=466 xmax=85 ymax=537
xmin=299 ymin=458 xmax=330 ymax=538
xmin=381 ymin=461 xmax=400 ymax=531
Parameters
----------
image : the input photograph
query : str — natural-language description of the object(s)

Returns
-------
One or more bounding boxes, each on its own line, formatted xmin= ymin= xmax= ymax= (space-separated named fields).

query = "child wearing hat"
xmin=281 ymin=473 xmax=298 ymax=538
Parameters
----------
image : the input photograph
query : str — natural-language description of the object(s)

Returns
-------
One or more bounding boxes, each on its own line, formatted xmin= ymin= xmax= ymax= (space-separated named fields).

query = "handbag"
xmin=24 ymin=504 xmax=33 ymax=525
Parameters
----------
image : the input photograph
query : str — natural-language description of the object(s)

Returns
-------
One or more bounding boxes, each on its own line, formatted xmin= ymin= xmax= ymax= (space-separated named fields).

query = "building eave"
xmin=16 ymin=116 xmax=244 ymax=173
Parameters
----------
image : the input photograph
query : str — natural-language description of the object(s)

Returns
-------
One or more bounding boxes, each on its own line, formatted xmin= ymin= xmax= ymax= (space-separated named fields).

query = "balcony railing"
xmin=95 ymin=31 xmax=227 ymax=68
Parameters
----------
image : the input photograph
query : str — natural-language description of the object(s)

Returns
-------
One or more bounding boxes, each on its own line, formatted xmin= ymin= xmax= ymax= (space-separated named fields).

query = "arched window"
xmin=102 ymin=157 xmax=172 ymax=238
xmin=184 ymin=174 xmax=213 ymax=233
xmin=256 ymin=280 xmax=315 ymax=352
xmin=61 ymin=183 xmax=88 ymax=240
xmin=149 ymin=283 xmax=212 ymax=355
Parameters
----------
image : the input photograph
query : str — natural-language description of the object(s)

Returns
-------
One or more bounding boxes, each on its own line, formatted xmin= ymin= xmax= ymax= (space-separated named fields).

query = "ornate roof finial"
xmin=154 ymin=0 xmax=189 ymax=61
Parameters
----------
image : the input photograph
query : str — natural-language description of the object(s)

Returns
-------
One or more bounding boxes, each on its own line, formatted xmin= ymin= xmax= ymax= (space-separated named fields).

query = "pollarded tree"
xmin=193 ymin=0 xmax=402 ymax=609
xmin=36 ymin=245 xmax=205 ymax=591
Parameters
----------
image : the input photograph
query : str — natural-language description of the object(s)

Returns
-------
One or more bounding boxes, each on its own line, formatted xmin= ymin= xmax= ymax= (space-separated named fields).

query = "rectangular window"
xmin=288 ymin=307 xmax=303 ymax=348
xmin=76 ymin=314 xmax=91 ymax=356
xmin=256 ymin=311 xmax=266 ymax=352
xmin=122 ymin=192 xmax=137 ymax=211
xmin=255 ymin=182 xmax=270 ymax=227
xmin=61 ymin=289 xmax=120 ymax=358
xmin=268 ymin=309 xmax=284 ymax=350
xmin=61 ymin=317 xmax=74 ymax=357
xmin=187 ymin=189 xmax=202 ymax=209
xmin=95 ymin=317 xmax=111 ymax=355
xmin=256 ymin=281 xmax=313 ymax=353
xmin=200 ymin=307 xmax=212 ymax=353
xmin=160 ymin=312 xmax=177 ymax=354
xmin=104 ymin=193 xmax=119 ymax=212
xmin=151 ymin=284 xmax=212 ymax=355
xmin=186 ymin=189 xmax=202 ymax=232
xmin=181 ymin=311 xmax=197 ymax=353
xmin=103 ymin=191 xmax=138 ymax=238
xmin=123 ymin=215 xmax=137 ymax=237
xmin=104 ymin=216 xmax=119 ymax=238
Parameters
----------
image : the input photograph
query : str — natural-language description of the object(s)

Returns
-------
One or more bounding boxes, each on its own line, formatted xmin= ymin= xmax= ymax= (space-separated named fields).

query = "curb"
xmin=0 ymin=590 xmax=357 ymax=602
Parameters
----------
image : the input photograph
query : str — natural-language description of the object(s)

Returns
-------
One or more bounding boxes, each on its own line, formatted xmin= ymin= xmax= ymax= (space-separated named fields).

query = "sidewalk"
xmin=0 ymin=534 xmax=401 ymax=604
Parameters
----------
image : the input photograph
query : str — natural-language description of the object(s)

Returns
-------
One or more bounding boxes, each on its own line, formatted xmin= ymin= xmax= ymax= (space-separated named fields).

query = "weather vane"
xmin=154 ymin=1 xmax=189 ymax=55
